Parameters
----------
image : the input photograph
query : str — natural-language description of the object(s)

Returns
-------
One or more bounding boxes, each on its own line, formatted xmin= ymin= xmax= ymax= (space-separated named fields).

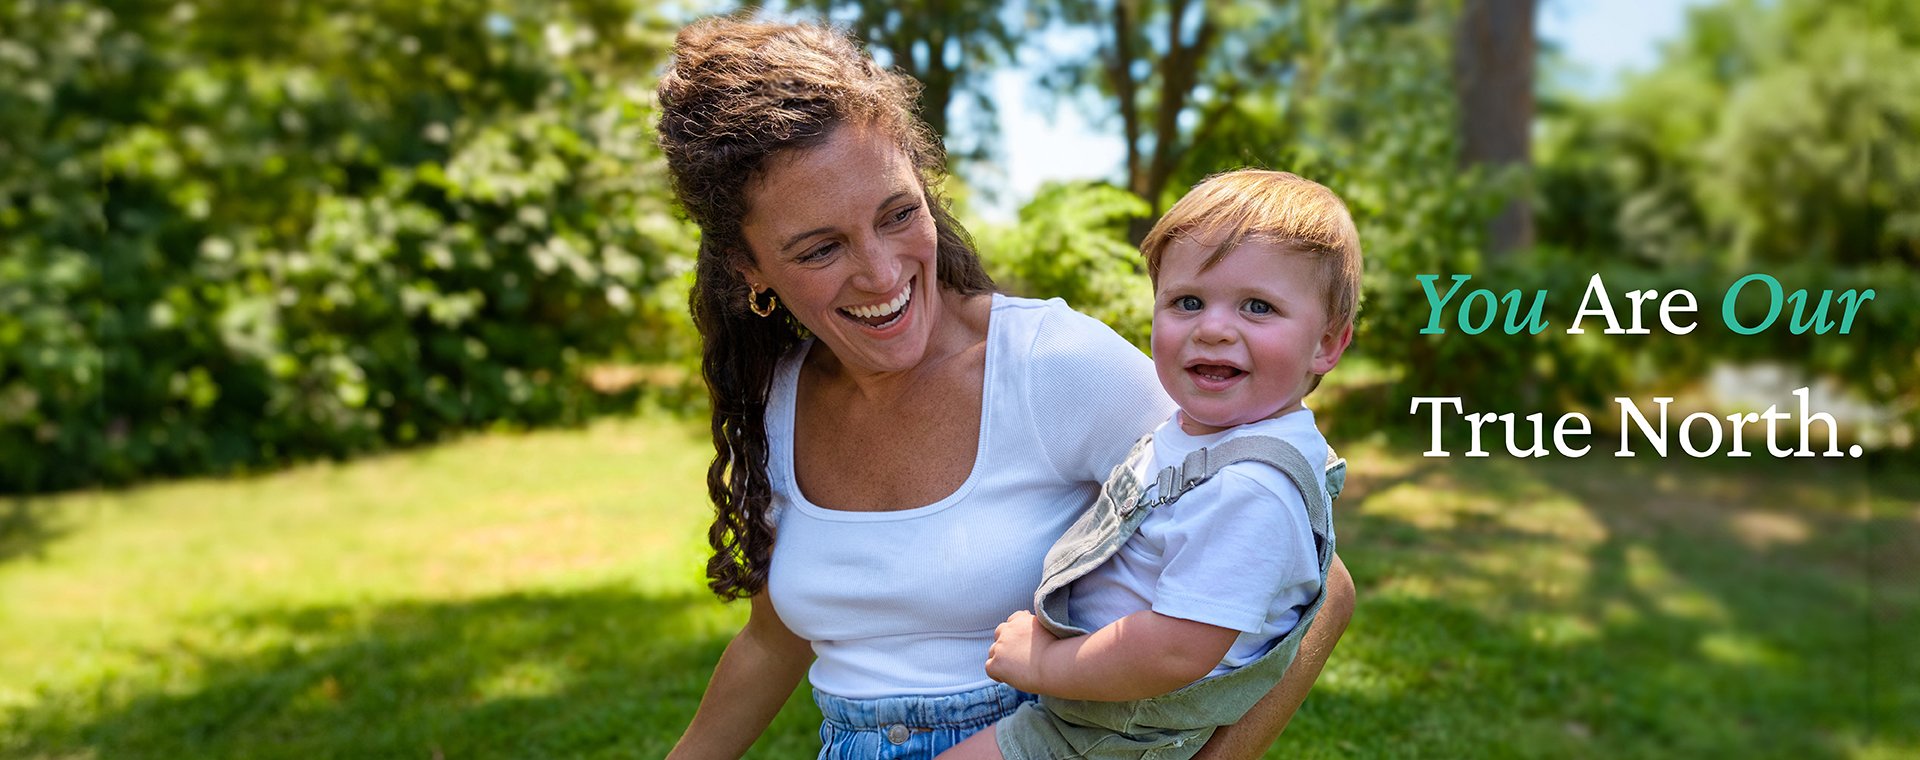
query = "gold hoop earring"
xmin=748 ymin=288 xmax=778 ymax=318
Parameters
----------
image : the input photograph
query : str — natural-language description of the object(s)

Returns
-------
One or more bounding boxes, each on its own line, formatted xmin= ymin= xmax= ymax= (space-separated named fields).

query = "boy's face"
xmin=1151 ymin=237 xmax=1352 ymax=436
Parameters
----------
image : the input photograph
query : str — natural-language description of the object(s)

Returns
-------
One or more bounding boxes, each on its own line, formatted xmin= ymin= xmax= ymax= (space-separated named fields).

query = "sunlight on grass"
xmin=1699 ymin=631 xmax=1786 ymax=669
xmin=1849 ymin=738 xmax=1920 ymax=760
xmin=1519 ymin=611 xmax=1600 ymax=647
xmin=1730 ymin=510 xmax=1812 ymax=550
xmin=1359 ymin=466 xmax=1608 ymax=544
xmin=1311 ymin=654 xmax=1411 ymax=701
xmin=474 ymin=659 xmax=573 ymax=702
xmin=1625 ymin=545 xmax=1732 ymax=625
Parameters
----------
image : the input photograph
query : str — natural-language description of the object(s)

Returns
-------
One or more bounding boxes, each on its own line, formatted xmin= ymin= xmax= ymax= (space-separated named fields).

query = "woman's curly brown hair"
xmin=656 ymin=17 xmax=994 ymax=601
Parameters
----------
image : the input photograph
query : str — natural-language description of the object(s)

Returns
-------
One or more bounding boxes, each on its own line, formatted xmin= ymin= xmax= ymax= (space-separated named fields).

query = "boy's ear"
xmin=1311 ymin=322 xmax=1354 ymax=375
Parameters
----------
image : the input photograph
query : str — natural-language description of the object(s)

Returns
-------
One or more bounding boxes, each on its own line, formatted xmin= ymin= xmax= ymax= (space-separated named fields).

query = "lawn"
xmin=1 ymin=413 xmax=1914 ymax=758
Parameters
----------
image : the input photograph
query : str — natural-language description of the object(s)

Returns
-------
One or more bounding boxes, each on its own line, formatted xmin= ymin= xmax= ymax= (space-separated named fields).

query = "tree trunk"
xmin=1117 ymin=0 xmax=1215 ymax=245
xmin=918 ymin=39 xmax=954 ymax=142
xmin=1454 ymin=0 xmax=1535 ymax=259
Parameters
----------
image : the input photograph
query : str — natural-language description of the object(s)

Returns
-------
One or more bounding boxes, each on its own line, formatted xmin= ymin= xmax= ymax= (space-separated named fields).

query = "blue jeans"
xmin=814 ymin=682 xmax=1037 ymax=759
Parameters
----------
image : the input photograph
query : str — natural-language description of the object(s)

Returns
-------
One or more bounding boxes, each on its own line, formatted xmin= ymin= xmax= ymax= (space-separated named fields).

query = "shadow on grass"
xmin=2 ymin=586 xmax=822 ymax=759
xmin=1293 ymin=446 xmax=1920 ymax=758
xmin=0 ymin=498 xmax=66 ymax=567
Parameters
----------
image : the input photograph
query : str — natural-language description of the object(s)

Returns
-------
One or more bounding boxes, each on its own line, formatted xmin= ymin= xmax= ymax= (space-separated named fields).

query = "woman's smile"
xmin=839 ymin=278 xmax=914 ymax=328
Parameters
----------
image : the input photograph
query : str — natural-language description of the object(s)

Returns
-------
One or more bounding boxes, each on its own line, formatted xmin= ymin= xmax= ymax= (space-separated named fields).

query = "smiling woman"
xmin=737 ymin=123 xmax=961 ymax=379
xmin=654 ymin=17 xmax=1352 ymax=760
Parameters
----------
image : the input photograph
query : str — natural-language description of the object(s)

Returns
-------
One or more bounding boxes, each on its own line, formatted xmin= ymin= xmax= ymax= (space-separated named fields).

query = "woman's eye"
xmin=799 ymin=242 xmax=838 ymax=262
xmin=1245 ymin=299 xmax=1273 ymax=315
xmin=888 ymin=205 xmax=918 ymax=225
xmin=1175 ymin=295 xmax=1202 ymax=311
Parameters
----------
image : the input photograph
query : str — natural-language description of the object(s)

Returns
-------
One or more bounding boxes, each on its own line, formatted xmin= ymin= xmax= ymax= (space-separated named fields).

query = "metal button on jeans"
xmin=885 ymin=723 xmax=910 ymax=745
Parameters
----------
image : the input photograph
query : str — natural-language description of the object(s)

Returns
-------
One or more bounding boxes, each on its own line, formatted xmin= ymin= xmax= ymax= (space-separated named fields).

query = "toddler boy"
xmin=942 ymin=169 xmax=1359 ymax=760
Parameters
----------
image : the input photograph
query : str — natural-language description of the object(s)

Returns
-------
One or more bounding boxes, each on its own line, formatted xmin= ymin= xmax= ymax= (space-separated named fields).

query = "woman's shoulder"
xmin=991 ymin=293 xmax=1145 ymax=365
xmin=988 ymin=294 xmax=1170 ymax=479
xmin=991 ymin=292 xmax=1103 ymax=324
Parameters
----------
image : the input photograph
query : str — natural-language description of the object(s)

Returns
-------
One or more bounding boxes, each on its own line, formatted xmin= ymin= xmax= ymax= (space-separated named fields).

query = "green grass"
xmin=1 ymin=415 xmax=1914 ymax=758
xmin=0 ymin=415 xmax=817 ymax=758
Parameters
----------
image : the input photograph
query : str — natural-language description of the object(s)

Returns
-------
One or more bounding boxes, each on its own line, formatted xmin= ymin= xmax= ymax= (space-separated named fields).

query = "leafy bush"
xmin=0 ymin=1 xmax=699 ymax=492
xmin=1532 ymin=0 xmax=1920 ymax=437
xmin=978 ymin=182 xmax=1154 ymax=347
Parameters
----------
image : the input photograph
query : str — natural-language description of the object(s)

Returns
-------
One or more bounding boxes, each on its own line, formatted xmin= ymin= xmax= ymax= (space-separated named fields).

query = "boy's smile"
xmin=1151 ymin=238 xmax=1353 ymax=436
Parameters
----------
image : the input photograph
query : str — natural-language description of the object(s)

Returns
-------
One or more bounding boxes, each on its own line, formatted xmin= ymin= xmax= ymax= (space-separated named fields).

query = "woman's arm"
xmin=1193 ymin=553 xmax=1354 ymax=759
xmin=666 ymin=591 xmax=815 ymax=760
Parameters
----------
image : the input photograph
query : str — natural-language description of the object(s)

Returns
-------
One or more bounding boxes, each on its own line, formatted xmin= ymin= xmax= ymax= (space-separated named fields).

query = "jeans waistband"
xmin=813 ymin=682 xmax=1032 ymax=730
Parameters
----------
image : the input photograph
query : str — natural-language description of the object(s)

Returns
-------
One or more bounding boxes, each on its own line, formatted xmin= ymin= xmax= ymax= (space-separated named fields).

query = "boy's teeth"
xmin=845 ymin=288 xmax=910 ymax=319
xmin=1193 ymin=364 xmax=1242 ymax=381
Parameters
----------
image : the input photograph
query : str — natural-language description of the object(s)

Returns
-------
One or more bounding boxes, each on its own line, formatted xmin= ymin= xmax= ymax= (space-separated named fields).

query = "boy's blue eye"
xmin=1175 ymin=295 xmax=1202 ymax=311
xmin=1246 ymin=299 xmax=1272 ymax=315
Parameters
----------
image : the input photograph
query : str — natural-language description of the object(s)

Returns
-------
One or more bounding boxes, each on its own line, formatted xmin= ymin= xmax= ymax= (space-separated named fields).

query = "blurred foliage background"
xmin=1 ymin=0 xmax=1914 ymax=493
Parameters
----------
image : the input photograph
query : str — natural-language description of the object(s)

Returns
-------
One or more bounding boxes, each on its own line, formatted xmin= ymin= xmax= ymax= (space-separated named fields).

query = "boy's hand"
xmin=984 ymin=610 xmax=1057 ymax=693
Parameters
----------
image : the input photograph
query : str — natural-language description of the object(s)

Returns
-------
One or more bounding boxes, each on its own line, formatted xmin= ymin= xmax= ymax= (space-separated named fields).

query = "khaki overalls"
xmin=996 ymin=432 xmax=1343 ymax=760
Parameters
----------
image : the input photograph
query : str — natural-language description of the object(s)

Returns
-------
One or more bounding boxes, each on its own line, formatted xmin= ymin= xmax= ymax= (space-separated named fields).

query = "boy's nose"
xmin=1193 ymin=310 xmax=1236 ymax=344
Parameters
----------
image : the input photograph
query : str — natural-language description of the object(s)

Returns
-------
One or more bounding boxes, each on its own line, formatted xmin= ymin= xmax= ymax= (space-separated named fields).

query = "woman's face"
xmin=738 ymin=122 xmax=943 ymax=376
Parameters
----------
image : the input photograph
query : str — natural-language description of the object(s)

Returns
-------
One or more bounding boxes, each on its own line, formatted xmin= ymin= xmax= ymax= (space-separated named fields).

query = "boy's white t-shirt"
xmin=1068 ymin=408 xmax=1327 ymax=678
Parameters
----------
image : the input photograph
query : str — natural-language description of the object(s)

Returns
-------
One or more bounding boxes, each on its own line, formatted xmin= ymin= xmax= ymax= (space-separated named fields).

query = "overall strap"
xmin=1151 ymin=435 xmax=1339 ymax=541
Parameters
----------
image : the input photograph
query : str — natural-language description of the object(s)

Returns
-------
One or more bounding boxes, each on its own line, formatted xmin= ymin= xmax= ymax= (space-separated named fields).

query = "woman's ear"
xmin=733 ymin=257 xmax=766 ymax=294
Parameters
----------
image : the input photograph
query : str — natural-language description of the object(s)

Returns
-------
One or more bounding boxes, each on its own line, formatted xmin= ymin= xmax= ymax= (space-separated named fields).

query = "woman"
xmin=658 ymin=17 xmax=1354 ymax=759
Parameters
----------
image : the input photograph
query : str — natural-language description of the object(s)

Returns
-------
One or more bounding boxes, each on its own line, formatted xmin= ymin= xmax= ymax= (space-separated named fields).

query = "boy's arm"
xmin=1194 ymin=553 xmax=1354 ymax=759
xmin=985 ymin=609 xmax=1239 ymax=701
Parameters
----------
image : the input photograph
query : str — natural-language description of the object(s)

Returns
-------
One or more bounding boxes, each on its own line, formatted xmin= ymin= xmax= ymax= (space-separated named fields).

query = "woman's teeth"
xmin=842 ymin=287 xmax=911 ymax=325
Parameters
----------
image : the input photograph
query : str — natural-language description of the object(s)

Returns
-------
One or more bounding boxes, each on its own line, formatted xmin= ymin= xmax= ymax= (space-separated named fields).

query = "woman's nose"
xmin=847 ymin=237 xmax=900 ymax=291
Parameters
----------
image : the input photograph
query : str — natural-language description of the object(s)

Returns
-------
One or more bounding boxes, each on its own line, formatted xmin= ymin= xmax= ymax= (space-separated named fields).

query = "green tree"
xmin=979 ymin=181 xmax=1154 ymax=346
xmin=782 ymin=0 xmax=1019 ymax=165
xmin=1037 ymin=0 xmax=1347 ymax=238
xmin=1533 ymin=0 xmax=1920 ymax=441
xmin=1033 ymin=0 xmax=1498 ymax=260
xmin=0 ymin=0 xmax=697 ymax=491
xmin=1539 ymin=0 xmax=1920 ymax=268
xmin=989 ymin=0 xmax=1508 ymax=404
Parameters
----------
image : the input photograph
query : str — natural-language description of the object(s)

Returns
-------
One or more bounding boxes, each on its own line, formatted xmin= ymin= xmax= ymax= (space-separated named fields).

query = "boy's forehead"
xmin=1156 ymin=235 xmax=1331 ymax=292
xmin=1178 ymin=231 xmax=1309 ymax=267
xmin=1173 ymin=222 xmax=1256 ymax=250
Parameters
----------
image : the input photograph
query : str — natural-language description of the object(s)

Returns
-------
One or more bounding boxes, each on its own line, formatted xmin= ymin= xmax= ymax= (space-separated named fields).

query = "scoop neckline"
xmin=772 ymin=293 xmax=1002 ymax=522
